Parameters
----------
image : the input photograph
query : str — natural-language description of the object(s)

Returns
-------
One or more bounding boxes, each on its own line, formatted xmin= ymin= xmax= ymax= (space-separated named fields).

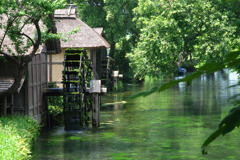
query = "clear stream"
xmin=33 ymin=69 xmax=240 ymax=160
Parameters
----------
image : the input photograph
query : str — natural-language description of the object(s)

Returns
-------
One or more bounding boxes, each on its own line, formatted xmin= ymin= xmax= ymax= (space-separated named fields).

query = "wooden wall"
xmin=27 ymin=53 xmax=48 ymax=122
xmin=0 ymin=53 xmax=48 ymax=122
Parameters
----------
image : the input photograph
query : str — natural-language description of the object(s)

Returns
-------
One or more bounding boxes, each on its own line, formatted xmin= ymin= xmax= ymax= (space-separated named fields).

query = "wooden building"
xmin=0 ymin=50 xmax=48 ymax=122
xmin=0 ymin=14 xmax=60 ymax=123
xmin=48 ymin=7 xmax=110 ymax=87
xmin=0 ymin=6 xmax=111 ymax=127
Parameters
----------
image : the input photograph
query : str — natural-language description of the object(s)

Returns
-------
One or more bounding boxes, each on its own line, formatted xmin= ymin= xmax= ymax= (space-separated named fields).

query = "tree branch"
xmin=0 ymin=16 xmax=18 ymax=49
xmin=28 ymin=19 xmax=41 ymax=60
xmin=0 ymin=50 xmax=17 ymax=62
xmin=18 ymin=16 xmax=32 ymax=33
xmin=19 ymin=32 xmax=35 ymax=46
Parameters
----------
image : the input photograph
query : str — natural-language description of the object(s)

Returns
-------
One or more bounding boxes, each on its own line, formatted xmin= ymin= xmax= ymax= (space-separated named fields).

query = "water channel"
xmin=33 ymin=69 xmax=240 ymax=160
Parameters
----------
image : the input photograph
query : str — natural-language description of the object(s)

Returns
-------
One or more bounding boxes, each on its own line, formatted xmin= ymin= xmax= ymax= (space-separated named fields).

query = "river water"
xmin=33 ymin=69 xmax=240 ymax=160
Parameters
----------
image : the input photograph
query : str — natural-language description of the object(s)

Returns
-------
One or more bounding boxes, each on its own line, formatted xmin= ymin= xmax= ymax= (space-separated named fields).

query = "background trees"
xmin=127 ymin=0 xmax=237 ymax=79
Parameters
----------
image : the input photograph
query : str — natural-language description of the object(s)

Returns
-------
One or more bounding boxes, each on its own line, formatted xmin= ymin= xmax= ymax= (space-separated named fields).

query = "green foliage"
xmin=0 ymin=116 xmax=40 ymax=160
xmin=113 ymin=80 xmax=124 ymax=92
xmin=114 ymin=35 xmax=137 ymax=82
xmin=77 ymin=0 xmax=138 ymax=50
xmin=127 ymin=0 xmax=237 ymax=79
xmin=48 ymin=82 xmax=63 ymax=125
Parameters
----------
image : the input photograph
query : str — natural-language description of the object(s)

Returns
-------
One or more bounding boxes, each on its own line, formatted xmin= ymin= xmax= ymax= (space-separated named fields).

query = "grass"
xmin=0 ymin=116 xmax=41 ymax=160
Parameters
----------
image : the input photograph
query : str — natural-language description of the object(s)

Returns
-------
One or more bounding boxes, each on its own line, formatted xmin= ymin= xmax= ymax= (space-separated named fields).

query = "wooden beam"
xmin=49 ymin=54 xmax=52 ymax=82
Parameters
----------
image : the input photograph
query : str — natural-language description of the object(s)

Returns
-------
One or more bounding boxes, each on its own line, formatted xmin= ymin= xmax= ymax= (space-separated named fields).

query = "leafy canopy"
xmin=127 ymin=0 xmax=237 ymax=79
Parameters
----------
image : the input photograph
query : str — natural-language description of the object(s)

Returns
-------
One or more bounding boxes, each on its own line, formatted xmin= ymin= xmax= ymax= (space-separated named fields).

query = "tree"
xmin=0 ymin=0 xmax=66 ymax=96
xmin=75 ymin=0 xmax=138 ymax=58
xmin=127 ymin=0 xmax=237 ymax=79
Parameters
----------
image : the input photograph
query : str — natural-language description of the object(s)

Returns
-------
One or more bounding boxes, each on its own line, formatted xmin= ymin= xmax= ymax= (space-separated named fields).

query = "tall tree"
xmin=127 ymin=0 xmax=237 ymax=79
xmin=0 ymin=0 xmax=66 ymax=95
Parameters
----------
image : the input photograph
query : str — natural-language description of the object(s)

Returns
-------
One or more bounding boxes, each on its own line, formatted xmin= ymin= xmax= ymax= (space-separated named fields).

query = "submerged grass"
xmin=0 ymin=116 xmax=41 ymax=160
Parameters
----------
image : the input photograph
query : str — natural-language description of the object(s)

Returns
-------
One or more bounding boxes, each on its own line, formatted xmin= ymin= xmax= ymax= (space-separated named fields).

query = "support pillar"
xmin=92 ymin=93 xmax=100 ymax=127
xmin=91 ymin=49 xmax=101 ymax=128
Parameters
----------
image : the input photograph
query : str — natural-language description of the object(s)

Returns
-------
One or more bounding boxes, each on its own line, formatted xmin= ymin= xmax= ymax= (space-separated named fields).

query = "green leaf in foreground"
xmin=201 ymin=106 xmax=240 ymax=155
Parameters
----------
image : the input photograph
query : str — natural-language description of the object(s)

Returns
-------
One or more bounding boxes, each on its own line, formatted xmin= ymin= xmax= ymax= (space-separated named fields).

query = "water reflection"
xmin=33 ymin=69 xmax=240 ymax=160
xmin=174 ymin=69 xmax=239 ymax=116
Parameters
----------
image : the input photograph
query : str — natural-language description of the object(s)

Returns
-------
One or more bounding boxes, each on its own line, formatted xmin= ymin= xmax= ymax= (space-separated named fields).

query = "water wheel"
xmin=62 ymin=48 xmax=92 ymax=131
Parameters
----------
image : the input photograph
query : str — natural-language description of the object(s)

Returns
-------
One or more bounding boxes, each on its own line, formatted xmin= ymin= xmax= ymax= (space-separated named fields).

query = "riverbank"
xmin=0 ymin=116 xmax=41 ymax=160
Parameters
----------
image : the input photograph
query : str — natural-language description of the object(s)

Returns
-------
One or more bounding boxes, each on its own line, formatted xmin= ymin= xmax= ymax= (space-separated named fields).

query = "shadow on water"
xmin=33 ymin=69 xmax=240 ymax=160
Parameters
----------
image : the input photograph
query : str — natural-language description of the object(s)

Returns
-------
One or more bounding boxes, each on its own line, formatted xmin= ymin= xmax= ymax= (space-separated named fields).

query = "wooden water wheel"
xmin=62 ymin=48 xmax=92 ymax=131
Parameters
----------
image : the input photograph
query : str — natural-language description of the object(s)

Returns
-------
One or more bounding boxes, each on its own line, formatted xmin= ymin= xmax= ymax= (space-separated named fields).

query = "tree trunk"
xmin=0 ymin=58 xmax=28 ymax=96
xmin=110 ymin=42 xmax=116 ymax=58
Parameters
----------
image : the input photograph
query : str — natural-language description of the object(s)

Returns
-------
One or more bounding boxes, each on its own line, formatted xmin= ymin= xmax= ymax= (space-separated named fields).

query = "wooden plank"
xmin=10 ymin=94 xmax=13 ymax=115
xmin=29 ymin=109 xmax=34 ymax=116
xmin=92 ymin=49 xmax=98 ymax=79
xmin=3 ymin=96 xmax=7 ymax=116
xmin=49 ymin=54 xmax=52 ymax=82
xmin=24 ymin=72 xmax=29 ymax=115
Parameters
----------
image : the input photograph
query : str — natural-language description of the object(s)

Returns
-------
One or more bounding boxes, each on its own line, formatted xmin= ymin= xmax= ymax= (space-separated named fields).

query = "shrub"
xmin=0 ymin=116 xmax=40 ymax=160
xmin=113 ymin=80 xmax=125 ymax=92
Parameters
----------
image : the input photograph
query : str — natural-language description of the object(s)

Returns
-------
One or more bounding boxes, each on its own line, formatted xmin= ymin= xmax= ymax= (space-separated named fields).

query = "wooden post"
xmin=49 ymin=54 xmax=52 ymax=82
xmin=91 ymin=49 xmax=101 ymax=128
xmin=3 ymin=96 xmax=7 ymax=116
xmin=10 ymin=94 xmax=13 ymax=115
xmin=112 ymin=71 xmax=119 ymax=90
xmin=92 ymin=93 xmax=100 ymax=127
xmin=113 ymin=77 xmax=118 ymax=90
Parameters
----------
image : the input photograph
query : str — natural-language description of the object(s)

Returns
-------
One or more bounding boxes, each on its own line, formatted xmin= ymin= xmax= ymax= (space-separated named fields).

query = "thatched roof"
xmin=54 ymin=8 xmax=76 ymax=19
xmin=54 ymin=10 xmax=110 ymax=49
xmin=0 ymin=14 xmax=44 ymax=56
xmin=0 ymin=13 xmax=61 ymax=56
xmin=94 ymin=28 xmax=104 ymax=35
